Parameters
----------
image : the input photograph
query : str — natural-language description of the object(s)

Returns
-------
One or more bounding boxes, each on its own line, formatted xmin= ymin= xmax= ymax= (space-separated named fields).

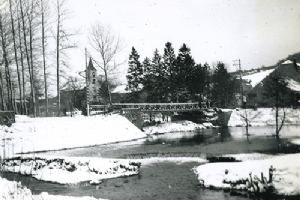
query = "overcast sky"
xmin=65 ymin=0 xmax=300 ymax=83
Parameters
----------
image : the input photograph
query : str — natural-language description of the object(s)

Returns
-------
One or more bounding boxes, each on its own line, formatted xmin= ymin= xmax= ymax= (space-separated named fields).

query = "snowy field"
xmin=144 ymin=120 xmax=214 ymax=135
xmin=194 ymin=153 xmax=300 ymax=196
xmin=0 ymin=114 xmax=146 ymax=156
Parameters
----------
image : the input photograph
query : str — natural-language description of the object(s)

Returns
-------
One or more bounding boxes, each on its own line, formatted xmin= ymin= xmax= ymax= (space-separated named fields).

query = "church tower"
xmin=87 ymin=57 xmax=99 ymax=103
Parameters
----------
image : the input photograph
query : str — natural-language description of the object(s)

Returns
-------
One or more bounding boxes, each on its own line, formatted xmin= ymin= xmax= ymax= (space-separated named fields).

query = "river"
xmin=2 ymin=125 xmax=300 ymax=200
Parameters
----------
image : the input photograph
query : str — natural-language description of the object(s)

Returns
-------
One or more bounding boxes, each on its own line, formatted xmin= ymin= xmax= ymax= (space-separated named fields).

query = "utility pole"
xmin=85 ymin=48 xmax=90 ymax=116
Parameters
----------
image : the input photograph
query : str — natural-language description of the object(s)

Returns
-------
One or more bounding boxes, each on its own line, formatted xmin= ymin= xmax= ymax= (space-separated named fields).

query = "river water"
xmin=2 ymin=125 xmax=300 ymax=200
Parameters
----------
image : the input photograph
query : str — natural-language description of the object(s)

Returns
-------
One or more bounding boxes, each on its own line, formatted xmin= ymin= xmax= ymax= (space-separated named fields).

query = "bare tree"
xmin=16 ymin=3 xmax=27 ymax=114
xmin=55 ymin=0 xmax=75 ymax=116
xmin=0 ymin=11 xmax=13 ymax=110
xmin=89 ymin=23 xmax=121 ymax=105
xmin=62 ymin=76 xmax=84 ymax=116
xmin=27 ymin=0 xmax=38 ymax=117
xmin=0 ymin=63 xmax=5 ymax=110
xmin=238 ymin=108 xmax=260 ymax=143
xmin=19 ymin=0 xmax=36 ymax=116
xmin=8 ymin=0 xmax=23 ymax=114
xmin=41 ymin=0 xmax=49 ymax=116
xmin=263 ymin=71 xmax=288 ymax=140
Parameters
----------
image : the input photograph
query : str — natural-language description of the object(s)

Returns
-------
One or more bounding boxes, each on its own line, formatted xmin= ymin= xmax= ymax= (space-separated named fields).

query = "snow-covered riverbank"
xmin=228 ymin=108 xmax=300 ymax=127
xmin=144 ymin=120 xmax=214 ymax=135
xmin=194 ymin=153 xmax=300 ymax=196
xmin=0 ymin=176 xmax=106 ymax=200
xmin=0 ymin=114 xmax=146 ymax=155
xmin=1 ymin=156 xmax=140 ymax=184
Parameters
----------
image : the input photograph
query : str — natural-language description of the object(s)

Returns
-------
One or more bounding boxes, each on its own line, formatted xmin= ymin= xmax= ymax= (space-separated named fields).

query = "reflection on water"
xmin=145 ymin=127 xmax=234 ymax=146
xmin=145 ymin=125 xmax=300 ymax=146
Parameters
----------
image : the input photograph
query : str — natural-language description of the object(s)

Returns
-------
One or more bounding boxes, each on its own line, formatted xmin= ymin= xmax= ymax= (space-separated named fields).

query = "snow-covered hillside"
xmin=0 ymin=114 xmax=146 ymax=155
xmin=242 ymin=69 xmax=275 ymax=87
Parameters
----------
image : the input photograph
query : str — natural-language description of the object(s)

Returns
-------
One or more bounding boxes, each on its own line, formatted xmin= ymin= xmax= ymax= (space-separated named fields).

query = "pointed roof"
xmin=87 ymin=57 xmax=96 ymax=71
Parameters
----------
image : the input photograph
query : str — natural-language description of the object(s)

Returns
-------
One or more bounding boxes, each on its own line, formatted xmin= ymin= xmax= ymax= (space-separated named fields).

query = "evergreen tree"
xmin=174 ymin=43 xmax=195 ymax=102
xmin=202 ymin=63 xmax=212 ymax=101
xmin=163 ymin=42 xmax=176 ymax=102
xmin=189 ymin=63 xmax=210 ymax=102
xmin=143 ymin=49 xmax=165 ymax=102
xmin=142 ymin=57 xmax=151 ymax=76
xmin=126 ymin=47 xmax=143 ymax=92
xmin=211 ymin=62 xmax=238 ymax=107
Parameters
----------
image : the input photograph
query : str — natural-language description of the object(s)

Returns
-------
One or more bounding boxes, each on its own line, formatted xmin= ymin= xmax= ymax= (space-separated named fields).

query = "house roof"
xmin=242 ymin=68 xmax=275 ymax=87
xmin=251 ymin=60 xmax=300 ymax=93
xmin=286 ymin=79 xmax=300 ymax=92
xmin=111 ymin=85 xmax=131 ymax=94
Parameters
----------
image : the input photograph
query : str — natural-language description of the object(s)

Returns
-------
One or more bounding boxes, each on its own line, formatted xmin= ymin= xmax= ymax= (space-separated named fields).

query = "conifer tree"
xmin=211 ymin=62 xmax=237 ymax=107
xmin=189 ymin=63 xmax=211 ymax=102
xmin=142 ymin=49 xmax=164 ymax=102
xmin=163 ymin=42 xmax=176 ymax=102
xmin=174 ymin=43 xmax=195 ymax=102
xmin=142 ymin=57 xmax=151 ymax=77
xmin=126 ymin=47 xmax=143 ymax=92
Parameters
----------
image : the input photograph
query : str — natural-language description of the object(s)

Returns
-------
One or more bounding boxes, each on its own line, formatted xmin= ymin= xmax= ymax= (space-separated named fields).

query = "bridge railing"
xmin=89 ymin=102 xmax=203 ymax=114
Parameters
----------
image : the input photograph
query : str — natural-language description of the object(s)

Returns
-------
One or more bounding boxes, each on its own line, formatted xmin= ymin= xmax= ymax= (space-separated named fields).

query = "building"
xmin=246 ymin=60 xmax=300 ymax=107
xmin=86 ymin=58 xmax=104 ymax=103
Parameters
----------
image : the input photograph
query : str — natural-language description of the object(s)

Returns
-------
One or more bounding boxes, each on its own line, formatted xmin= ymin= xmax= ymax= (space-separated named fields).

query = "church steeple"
xmin=87 ymin=57 xmax=96 ymax=71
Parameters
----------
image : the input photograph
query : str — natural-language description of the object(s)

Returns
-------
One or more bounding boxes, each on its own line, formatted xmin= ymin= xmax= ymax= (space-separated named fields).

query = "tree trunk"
xmin=0 ymin=70 xmax=5 ymax=110
xmin=104 ymin=68 xmax=112 ymax=105
xmin=17 ymin=9 xmax=27 ymax=114
xmin=20 ymin=0 xmax=35 ymax=116
xmin=0 ymin=14 xmax=13 ymax=111
xmin=28 ymin=4 xmax=37 ymax=117
xmin=56 ymin=0 xmax=61 ymax=116
xmin=41 ymin=0 xmax=48 ymax=117
xmin=275 ymin=89 xmax=279 ymax=139
xmin=9 ymin=0 xmax=23 ymax=114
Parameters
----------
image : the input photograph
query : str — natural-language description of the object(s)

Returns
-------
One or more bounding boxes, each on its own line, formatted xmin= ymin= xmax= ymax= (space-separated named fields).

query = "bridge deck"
xmin=90 ymin=102 xmax=204 ymax=113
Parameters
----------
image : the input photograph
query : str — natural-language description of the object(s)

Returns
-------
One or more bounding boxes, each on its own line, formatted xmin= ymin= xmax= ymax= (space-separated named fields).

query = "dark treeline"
xmin=126 ymin=42 xmax=239 ymax=108
xmin=0 ymin=0 xmax=74 ymax=117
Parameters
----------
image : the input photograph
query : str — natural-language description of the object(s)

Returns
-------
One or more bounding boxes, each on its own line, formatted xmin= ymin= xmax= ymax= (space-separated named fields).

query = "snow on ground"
xmin=144 ymin=120 xmax=214 ymax=135
xmin=228 ymin=108 xmax=300 ymax=128
xmin=194 ymin=153 xmax=300 ymax=195
xmin=242 ymin=69 xmax=275 ymax=87
xmin=0 ymin=176 xmax=105 ymax=200
xmin=290 ymin=138 xmax=300 ymax=145
xmin=223 ymin=153 xmax=274 ymax=162
xmin=0 ymin=114 xmax=146 ymax=155
xmin=1 ymin=156 xmax=140 ymax=184
xmin=138 ymin=157 xmax=208 ymax=166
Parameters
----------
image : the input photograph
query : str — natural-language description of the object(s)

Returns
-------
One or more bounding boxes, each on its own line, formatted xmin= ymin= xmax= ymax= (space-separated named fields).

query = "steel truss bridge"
xmin=89 ymin=102 xmax=205 ymax=113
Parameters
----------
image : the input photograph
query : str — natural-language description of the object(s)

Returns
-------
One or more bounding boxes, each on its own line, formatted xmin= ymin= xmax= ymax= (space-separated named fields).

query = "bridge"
xmin=89 ymin=102 xmax=205 ymax=113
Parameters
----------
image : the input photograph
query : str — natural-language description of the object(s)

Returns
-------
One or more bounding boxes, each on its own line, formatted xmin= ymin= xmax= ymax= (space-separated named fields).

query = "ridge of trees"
xmin=126 ymin=42 xmax=239 ymax=107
